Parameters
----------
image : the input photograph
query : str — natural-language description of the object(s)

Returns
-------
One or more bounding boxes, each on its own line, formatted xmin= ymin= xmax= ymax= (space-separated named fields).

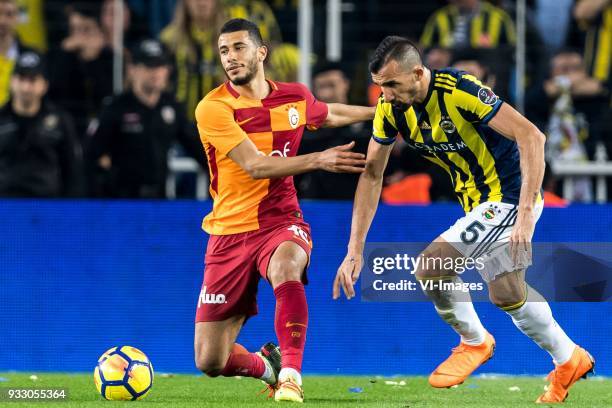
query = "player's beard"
xmin=227 ymin=58 xmax=259 ymax=86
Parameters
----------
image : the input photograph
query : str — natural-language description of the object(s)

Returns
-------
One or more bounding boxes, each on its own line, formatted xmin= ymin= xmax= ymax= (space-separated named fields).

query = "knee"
xmin=194 ymin=353 xmax=227 ymax=377
xmin=489 ymin=288 xmax=526 ymax=310
xmin=415 ymin=247 xmax=444 ymax=281
xmin=268 ymin=258 xmax=303 ymax=286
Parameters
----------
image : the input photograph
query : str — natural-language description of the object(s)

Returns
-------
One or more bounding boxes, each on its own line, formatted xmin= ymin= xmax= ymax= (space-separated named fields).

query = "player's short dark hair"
xmin=219 ymin=18 xmax=264 ymax=47
xmin=552 ymin=47 xmax=582 ymax=58
xmin=66 ymin=2 xmax=101 ymax=21
xmin=369 ymin=36 xmax=422 ymax=74
xmin=450 ymin=48 xmax=485 ymax=66
xmin=312 ymin=61 xmax=349 ymax=80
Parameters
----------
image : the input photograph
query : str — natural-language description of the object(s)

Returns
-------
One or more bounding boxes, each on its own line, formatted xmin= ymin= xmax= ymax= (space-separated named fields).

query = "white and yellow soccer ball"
xmin=94 ymin=346 xmax=154 ymax=400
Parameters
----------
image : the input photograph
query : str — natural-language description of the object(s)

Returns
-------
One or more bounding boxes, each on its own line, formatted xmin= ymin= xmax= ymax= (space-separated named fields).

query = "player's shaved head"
xmin=369 ymin=36 xmax=430 ymax=110
xmin=369 ymin=36 xmax=422 ymax=74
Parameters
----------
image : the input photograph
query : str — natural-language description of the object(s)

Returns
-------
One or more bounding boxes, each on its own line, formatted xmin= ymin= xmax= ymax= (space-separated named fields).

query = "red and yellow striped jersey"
xmin=196 ymin=80 xmax=328 ymax=235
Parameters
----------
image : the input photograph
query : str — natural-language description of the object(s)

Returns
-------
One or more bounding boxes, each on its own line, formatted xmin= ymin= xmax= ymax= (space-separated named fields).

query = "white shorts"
xmin=440 ymin=201 xmax=544 ymax=282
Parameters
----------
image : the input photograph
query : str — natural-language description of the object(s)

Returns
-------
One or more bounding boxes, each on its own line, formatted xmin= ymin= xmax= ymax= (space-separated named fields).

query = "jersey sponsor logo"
xmin=161 ymin=106 xmax=175 ymax=124
xmin=287 ymin=106 xmax=300 ymax=129
xmin=411 ymin=140 xmax=467 ymax=153
xmin=478 ymin=87 xmax=498 ymax=105
xmin=197 ymin=286 xmax=227 ymax=307
xmin=419 ymin=121 xmax=431 ymax=130
xmin=439 ymin=116 xmax=456 ymax=134
xmin=268 ymin=141 xmax=291 ymax=157
xmin=285 ymin=321 xmax=307 ymax=328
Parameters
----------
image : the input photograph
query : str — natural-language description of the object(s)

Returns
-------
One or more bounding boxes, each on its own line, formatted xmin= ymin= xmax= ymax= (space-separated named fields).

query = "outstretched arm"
xmin=228 ymin=139 xmax=366 ymax=179
xmin=198 ymin=99 xmax=366 ymax=179
xmin=322 ymin=103 xmax=376 ymax=128
xmin=333 ymin=139 xmax=394 ymax=299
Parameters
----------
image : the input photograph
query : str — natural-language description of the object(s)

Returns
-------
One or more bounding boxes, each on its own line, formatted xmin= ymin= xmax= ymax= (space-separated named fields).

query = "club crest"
xmin=439 ymin=116 xmax=456 ymax=134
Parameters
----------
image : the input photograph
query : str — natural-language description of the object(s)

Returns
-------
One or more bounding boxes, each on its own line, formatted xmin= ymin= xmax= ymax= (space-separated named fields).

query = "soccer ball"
xmin=93 ymin=346 xmax=154 ymax=400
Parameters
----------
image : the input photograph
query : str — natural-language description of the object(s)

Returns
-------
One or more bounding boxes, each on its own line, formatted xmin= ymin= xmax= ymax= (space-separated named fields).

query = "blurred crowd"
xmin=0 ymin=0 xmax=609 ymax=203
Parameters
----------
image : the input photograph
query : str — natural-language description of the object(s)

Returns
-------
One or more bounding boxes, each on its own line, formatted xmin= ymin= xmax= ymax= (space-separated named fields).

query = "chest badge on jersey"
xmin=439 ymin=116 xmax=456 ymax=134
xmin=161 ymin=106 xmax=175 ymax=124
xmin=287 ymin=104 xmax=300 ymax=129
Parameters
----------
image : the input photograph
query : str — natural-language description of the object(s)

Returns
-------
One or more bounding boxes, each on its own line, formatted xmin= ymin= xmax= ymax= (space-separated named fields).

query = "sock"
xmin=424 ymin=277 xmax=487 ymax=345
xmin=506 ymin=299 xmax=576 ymax=365
xmin=220 ymin=343 xmax=266 ymax=378
xmin=279 ymin=367 xmax=302 ymax=386
xmin=274 ymin=281 xmax=308 ymax=372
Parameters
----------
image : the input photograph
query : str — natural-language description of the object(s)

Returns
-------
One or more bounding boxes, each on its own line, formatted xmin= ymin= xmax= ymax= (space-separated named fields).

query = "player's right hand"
xmin=317 ymin=141 xmax=366 ymax=173
xmin=333 ymin=252 xmax=363 ymax=300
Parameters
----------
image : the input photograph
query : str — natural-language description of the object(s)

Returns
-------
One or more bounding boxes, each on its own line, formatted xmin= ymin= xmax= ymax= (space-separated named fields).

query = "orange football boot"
xmin=536 ymin=346 xmax=594 ymax=404
xmin=429 ymin=332 xmax=496 ymax=388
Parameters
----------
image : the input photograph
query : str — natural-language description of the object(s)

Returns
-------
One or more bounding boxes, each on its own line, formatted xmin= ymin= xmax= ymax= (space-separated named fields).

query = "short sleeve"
xmin=453 ymin=74 xmax=503 ymax=124
xmin=372 ymin=97 xmax=398 ymax=145
xmin=301 ymin=85 xmax=328 ymax=130
xmin=195 ymin=100 xmax=248 ymax=156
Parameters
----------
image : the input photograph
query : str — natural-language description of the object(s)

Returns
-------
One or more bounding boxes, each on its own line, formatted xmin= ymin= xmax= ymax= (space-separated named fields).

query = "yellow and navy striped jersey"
xmin=373 ymin=68 xmax=521 ymax=213
xmin=420 ymin=2 xmax=515 ymax=49
xmin=580 ymin=4 xmax=612 ymax=83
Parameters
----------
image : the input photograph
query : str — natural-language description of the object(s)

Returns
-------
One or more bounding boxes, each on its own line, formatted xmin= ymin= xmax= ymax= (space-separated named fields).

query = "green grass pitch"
xmin=0 ymin=372 xmax=610 ymax=407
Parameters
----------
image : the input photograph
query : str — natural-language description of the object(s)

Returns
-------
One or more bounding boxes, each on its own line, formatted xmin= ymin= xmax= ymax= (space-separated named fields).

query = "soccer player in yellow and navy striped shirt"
xmin=371 ymin=64 xmax=518 ymax=213
xmin=420 ymin=0 xmax=515 ymax=49
xmin=334 ymin=36 xmax=595 ymax=404
xmin=574 ymin=0 xmax=612 ymax=85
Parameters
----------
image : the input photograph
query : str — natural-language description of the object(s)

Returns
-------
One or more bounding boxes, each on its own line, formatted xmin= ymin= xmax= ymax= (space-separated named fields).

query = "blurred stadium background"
xmin=0 ymin=0 xmax=611 ymax=376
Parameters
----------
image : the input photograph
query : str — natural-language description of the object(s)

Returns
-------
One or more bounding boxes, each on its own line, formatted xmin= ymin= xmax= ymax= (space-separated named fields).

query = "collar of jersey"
xmin=414 ymin=69 xmax=436 ymax=109
xmin=225 ymin=79 xmax=278 ymax=100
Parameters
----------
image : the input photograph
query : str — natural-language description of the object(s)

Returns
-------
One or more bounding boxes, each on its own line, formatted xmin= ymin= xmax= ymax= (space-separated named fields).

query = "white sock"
xmin=279 ymin=367 xmax=302 ymax=386
xmin=425 ymin=277 xmax=487 ymax=346
xmin=258 ymin=356 xmax=274 ymax=383
xmin=506 ymin=300 xmax=576 ymax=365
xmin=435 ymin=302 xmax=487 ymax=345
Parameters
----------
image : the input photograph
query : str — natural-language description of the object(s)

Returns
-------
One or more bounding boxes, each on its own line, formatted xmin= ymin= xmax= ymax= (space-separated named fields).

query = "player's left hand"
xmin=333 ymin=253 xmax=363 ymax=300
xmin=509 ymin=209 xmax=536 ymax=268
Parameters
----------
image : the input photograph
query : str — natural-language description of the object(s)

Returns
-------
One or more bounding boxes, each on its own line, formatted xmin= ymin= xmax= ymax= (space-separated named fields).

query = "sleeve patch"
xmin=477 ymin=87 xmax=499 ymax=106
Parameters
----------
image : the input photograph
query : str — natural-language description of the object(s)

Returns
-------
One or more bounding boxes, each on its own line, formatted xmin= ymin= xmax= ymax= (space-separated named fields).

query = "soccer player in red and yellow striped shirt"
xmin=193 ymin=18 xmax=374 ymax=402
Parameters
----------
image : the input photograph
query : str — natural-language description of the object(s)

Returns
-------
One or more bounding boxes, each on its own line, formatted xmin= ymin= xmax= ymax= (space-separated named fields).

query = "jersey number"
xmin=460 ymin=221 xmax=485 ymax=244
xmin=288 ymin=225 xmax=309 ymax=244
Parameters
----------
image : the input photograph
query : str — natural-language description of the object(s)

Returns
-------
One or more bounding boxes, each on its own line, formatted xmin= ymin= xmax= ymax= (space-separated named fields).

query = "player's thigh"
xmin=196 ymin=233 xmax=260 ymax=322
xmin=414 ymin=236 xmax=463 ymax=280
xmin=194 ymin=315 xmax=245 ymax=372
xmin=255 ymin=222 xmax=312 ymax=289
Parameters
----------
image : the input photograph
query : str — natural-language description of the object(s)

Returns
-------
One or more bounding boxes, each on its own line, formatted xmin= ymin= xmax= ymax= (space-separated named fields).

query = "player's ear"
xmin=413 ymin=65 xmax=424 ymax=81
xmin=257 ymin=45 xmax=268 ymax=62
